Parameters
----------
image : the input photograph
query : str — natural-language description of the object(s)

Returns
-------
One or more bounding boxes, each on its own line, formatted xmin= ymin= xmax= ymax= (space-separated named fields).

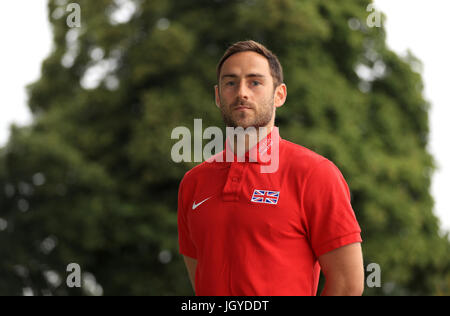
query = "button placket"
xmin=222 ymin=162 xmax=246 ymax=201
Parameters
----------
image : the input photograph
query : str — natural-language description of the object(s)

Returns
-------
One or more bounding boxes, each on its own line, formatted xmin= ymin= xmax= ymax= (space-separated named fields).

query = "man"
xmin=177 ymin=40 xmax=364 ymax=296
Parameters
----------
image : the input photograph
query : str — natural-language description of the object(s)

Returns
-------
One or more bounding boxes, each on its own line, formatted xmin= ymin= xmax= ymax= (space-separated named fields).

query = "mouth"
xmin=234 ymin=106 xmax=252 ymax=111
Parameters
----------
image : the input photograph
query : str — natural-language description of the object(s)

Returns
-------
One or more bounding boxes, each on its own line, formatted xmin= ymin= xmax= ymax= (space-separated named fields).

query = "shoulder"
xmin=280 ymin=139 xmax=329 ymax=171
xmin=280 ymin=138 xmax=346 ymax=184
xmin=179 ymin=150 xmax=228 ymax=188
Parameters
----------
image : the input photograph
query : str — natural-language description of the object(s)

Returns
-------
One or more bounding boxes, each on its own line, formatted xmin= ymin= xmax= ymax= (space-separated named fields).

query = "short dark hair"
xmin=216 ymin=40 xmax=284 ymax=88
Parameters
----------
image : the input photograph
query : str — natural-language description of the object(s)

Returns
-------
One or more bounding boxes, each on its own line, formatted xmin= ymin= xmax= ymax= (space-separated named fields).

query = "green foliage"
xmin=0 ymin=0 xmax=448 ymax=295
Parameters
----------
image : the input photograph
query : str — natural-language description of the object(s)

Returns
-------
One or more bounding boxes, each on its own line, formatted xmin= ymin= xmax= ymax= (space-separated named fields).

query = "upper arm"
xmin=302 ymin=160 xmax=362 ymax=258
xmin=182 ymin=255 xmax=197 ymax=293
xmin=318 ymin=242 xmax=364 ymax=296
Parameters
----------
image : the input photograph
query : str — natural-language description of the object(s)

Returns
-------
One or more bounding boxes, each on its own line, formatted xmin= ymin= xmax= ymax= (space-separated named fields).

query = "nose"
xmin=237 ymin=80 xmax=249 ymax=101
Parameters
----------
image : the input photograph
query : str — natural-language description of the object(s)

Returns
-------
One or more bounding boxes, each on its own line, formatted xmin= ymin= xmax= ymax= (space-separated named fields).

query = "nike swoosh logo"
xmin=192 ymin=196 xmax=212 ymax=210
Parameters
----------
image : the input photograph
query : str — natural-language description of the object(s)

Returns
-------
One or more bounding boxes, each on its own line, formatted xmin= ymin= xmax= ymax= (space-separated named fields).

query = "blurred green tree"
xmin=0 ymin=0 xmax=448 ymax=295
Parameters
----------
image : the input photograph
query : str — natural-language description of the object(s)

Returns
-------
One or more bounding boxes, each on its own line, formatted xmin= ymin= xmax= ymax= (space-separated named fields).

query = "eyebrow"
xmin=221 ymin=73 xmax=266 ymax=80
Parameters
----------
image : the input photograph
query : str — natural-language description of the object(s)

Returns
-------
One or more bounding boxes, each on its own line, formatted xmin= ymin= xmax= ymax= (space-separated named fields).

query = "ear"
xmin=214 ymin=85 xmax=221 ymax=108
xmin=274 ymin=83 xmax=287 ymax=108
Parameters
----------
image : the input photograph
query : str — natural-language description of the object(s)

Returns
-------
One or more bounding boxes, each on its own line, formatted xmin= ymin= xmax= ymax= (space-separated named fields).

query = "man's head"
xmin=215 ymin=40 xmax=287 ymax=130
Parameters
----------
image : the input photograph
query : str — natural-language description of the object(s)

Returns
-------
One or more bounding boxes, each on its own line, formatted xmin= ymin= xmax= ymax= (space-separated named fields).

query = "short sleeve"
xmin=302 ymin=159 xmax=362 ymax=258
xmin=177 ymin=177 xmax=198 ymax=259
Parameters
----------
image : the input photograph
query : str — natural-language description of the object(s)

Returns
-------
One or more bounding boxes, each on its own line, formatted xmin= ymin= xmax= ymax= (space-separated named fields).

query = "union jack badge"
xmin=251 ymin=189 xmax=280 ymax=205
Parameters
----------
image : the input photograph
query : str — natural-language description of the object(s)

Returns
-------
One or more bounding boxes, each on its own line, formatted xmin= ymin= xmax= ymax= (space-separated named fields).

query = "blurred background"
xmin=0 ymin=0 xmax=449 ymax=296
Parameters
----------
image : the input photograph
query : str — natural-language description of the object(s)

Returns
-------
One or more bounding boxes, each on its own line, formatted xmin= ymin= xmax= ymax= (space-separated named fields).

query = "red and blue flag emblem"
xmin=251 ymin=189 xmax=280 ymax=205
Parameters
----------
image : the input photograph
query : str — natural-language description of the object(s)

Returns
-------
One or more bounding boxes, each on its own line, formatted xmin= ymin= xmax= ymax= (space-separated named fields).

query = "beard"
xmin=218 ymin=93 xmax=275 ymax=129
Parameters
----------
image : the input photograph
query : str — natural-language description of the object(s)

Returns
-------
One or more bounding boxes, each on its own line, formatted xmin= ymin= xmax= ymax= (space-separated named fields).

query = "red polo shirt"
xmin=177 ymin=126 xmax=362 ymax=296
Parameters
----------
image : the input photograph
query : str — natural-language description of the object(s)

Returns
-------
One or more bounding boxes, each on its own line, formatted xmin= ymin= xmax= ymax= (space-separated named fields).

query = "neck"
xmin=231 ymin=124 xmax=273 ymax=155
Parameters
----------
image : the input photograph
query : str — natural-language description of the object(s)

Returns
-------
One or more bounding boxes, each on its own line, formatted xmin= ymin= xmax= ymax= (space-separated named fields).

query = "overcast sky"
xmin=375 ymin=0 xmax=450 ymax=234
xmin=0 ymin=0 xmax=449 ymax=233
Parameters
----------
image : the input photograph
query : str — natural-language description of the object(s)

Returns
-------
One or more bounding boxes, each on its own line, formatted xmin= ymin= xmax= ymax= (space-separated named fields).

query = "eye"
xmin=225 ymin=81 xmax=235 ymax=86
xmin=251 ymin=81 xmax=261 ymax=86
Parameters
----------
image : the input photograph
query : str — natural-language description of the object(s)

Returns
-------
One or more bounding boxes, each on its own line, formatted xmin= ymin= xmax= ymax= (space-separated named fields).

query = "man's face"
xmin=215 ymin=51 xmax=276 ymax=129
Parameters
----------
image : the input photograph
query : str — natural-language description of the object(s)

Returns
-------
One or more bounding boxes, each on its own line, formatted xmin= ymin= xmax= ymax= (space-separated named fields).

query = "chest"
xmin=187 ymin=164 xmax=306 ymax=244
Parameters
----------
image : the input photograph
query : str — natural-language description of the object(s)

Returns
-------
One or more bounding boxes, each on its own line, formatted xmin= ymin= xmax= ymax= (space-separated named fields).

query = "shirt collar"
xmin=223 ymin=126 xmax=281 ymax=165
